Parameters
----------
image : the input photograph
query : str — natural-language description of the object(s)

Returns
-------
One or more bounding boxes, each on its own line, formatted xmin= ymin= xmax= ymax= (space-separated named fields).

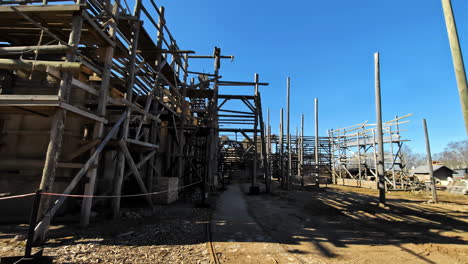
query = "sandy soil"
xmin=244 ymin=183 xmax=468 ymax=264
xmin=1 ymin=184 xmax=466 ymax=264
xmin=0 ymin=204 xmax=212 ymax=264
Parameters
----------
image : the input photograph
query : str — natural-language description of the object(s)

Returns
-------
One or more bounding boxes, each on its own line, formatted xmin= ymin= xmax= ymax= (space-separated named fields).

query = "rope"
xmin=0 ymin=180 xmax=202 ymax=201
xmin=0 ymin=193 xmax=35 ymax=200
xmin=29 ymin=29 xmax=44 ymax=79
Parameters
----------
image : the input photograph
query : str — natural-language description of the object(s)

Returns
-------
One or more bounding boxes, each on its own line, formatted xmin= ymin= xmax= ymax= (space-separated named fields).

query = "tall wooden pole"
xmin=314 ymin=98 xmax=319 ymax=187
xmin=250 ymin=73 xmax=259 ymax=193
xmin=279 ymin=108 xmax=284 ymax=187
xmin=389 ymin=125 xmax=396 ymax=189
xmin=441 ymin=0 xmax=468 ymax=135
xmin=357 ymin=131 xmax=361 ymax=180
xmin=81 ymin=0 xmax=120 ymax=227
xmin=287 ymin=77 xmax=291 ymax=190
xmin=375 ymin=52 xmax=386 ymax=206
xmin=113 ymin=0 xmax=145 ymax=219
xmin=38 ymin=14 xmax=83 ymax=221
xmin=267 ymin=108 xmax=272 ymax=184
xmin=267 ymin=108 xmax=270 ymax=156
xmin=300 ymin=114 xmax=304 ymax=186
xmin=329 ymin=130 xmax=336 ymax=184
xmin=423 ymin=119 xmax=438 ymax=203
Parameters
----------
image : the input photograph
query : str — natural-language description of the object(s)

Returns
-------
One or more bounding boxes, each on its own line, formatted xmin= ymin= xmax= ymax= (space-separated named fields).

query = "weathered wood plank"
xmin=0 ymin=4 xmax=83 ymax=13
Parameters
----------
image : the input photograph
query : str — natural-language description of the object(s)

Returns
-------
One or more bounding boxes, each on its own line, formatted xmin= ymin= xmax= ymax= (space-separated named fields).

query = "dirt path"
xmin=211 ymin=184 xmax=302 ymax=263
xmin=1 ymin=184 xmax=466 ymax=263
xmin=244 ymin=184 xmax=468 ymax=264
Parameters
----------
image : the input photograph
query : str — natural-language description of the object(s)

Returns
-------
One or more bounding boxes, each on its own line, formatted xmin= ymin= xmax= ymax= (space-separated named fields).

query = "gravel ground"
xmin=0 ymin=203 xmax=213 ymax=264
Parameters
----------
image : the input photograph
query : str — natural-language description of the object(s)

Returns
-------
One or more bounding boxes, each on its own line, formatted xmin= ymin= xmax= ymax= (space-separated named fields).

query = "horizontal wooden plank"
xmin=125 ymin=138 xmax=159 ymax=149
xmin=59 ymin=102 xmax=108 ymax=124
xmin=0 ymin=94 xmax=60 ymax=105
xmin=0 ymin=4 xmax=83 ymax=13
xmin=0 ymin=159 xmax=83 ymax=169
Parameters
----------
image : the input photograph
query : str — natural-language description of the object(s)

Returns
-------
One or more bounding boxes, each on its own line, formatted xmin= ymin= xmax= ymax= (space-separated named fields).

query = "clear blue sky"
xmin=154 ymin=0 xmax=468 ymax=154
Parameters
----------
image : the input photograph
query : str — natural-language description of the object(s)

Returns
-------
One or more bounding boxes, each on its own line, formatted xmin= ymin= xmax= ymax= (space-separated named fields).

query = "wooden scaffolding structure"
xmin=0 ymin=0 xmax=269 ymax=241
xmin=328 ymin=114 xmax=416 ymax=190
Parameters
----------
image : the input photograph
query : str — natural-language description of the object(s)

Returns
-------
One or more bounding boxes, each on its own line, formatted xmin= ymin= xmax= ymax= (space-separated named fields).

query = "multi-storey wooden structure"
xmin=0 ymin=0 xmax=269 ymax=241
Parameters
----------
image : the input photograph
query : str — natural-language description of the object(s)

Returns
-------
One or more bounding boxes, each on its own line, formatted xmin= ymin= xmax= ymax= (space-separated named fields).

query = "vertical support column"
xmin=151 ymin=5 xmax=165 ymax=190
xmin=314 ymin=98 xmax=319 ymax=187
xmin=441 ymin=0 xmax=468 ymax=135
xmin=177 ymin=54 xmax=189 ymax=187
xmin=329 ymin=129 xmax=336 ymax=184
xmin=357 ymin=131 xmax=361 ymax=181
xmin=258 ymin=91 xmax=270 ymax=193
xmin=389 ymin=125 xmax=396 ymax=189
xmin=113 ymin=0 xmax=144 ymax=219
xmin=267 ymin=108 xmax=272 ymax=185
xmin=395 ymin=115 xmax=404 ymax=189
xmin=338 ymin=132 xmax=342 ymax=180
xmin=267 ymin=108 xmax=271 ymax=159
xmin=210 ymin=47 xmax=221 ymax=190
xmin=81 ymin=0 xmax=120 ymax=227
xmin=250 ymin=73 xmax=260 ymax=194
xmin=300 ymin=114 xmax=304 ymax=186
xmin=156 ymin=6 xmax=165 ymax=59
xmin=286 ymin=77 xmax=291 ymax=190
xmin=279 ymin=108 xmax=284 ymax=187
xmin=374 ymin=52 xmax=386 ymax=206
xmin=423 ymin=118 xmax=438 ymax=203
xmin=38 ymin=13 xmax=83 ymax=220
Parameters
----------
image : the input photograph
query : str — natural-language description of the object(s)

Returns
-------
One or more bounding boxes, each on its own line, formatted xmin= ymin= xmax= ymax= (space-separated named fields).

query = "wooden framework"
xmin=328 ymin=114 xmax=415 ymax=190
xmin=0 ymin=0 xmax=269 ymax=242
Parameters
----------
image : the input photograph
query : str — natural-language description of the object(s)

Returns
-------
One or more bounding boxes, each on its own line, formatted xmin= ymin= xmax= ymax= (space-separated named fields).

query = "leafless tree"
xmin=435 ymin=140 xmax=468 ymax=169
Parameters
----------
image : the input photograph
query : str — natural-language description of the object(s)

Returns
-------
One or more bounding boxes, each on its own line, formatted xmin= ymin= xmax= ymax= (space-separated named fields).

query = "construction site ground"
xmin=1 ymin=183 xmax=467 ymax=264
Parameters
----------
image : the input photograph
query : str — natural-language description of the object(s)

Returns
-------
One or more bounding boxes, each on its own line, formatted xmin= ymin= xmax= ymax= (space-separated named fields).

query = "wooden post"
xmin=81 ymin=0 xmax=120 ymax=227
xmin=250 ymin=73 xmax=259 ymax=193
xmin=38 ymin=13 xmax=83 ymax=220
xmin=441 ymin=0 xmax=468 ymax=135
xmin=357 ymin=131 xmax=362 ymax=181
xmin=395 ymin=115 xmax=404 ymax=189
xmin=329 ymin=129 xmax=336 ymax=184
xmin=374 ymin=52 xmax=386 ymax=206
xmin=423 ymin=119 xmax=438 ymax=203
xmin=211 ymin=47 xmax=221 ymax=189
xmin=314 ymin=98 xmax=319 ymax=187
xmin=279 ymin=108 xmax=284 ymax=187
xmin=257 ymin=91 xmax=270 ymax=192
xmin=389 ymin=125 xmax=396 ymax=189
xmin=267 ymin=108 xmax=272 ymax=185
xmin=300 ymin=114 xmax=304 ymax=186
xmin=113 ymin=0 xmax=143 ymax=219
xmin=267 ymin=108 xmax=271 ymax=158
xmin=286 ymin=77 xmax=291 ymax=190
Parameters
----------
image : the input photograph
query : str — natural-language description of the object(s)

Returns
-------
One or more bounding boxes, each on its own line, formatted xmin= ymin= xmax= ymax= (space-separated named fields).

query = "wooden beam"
xmin=64 ymin=139 xmax=100 ymax=162
xmin=0 ymin=4 xmax=83 ymax=13
xmin=0 ymin=45 xmax=72 ymax=55
xmin=59 ymin=102 xmax=107 ymax=123
xmin=124 ymin=151 xmax=157 ymax=178
xmin=37 ymin=13 xmax=83 ymax=234
xmin=81 ymin=0 xmax=120 ymax=227
xmin=0 ymin=59 xmax=82 ymax=72
xmin=34 ymin=111 xmax=127 ymax=243
xmin=82 ymin=12 xmax=116 ymax=48
xmin=118 ymin=140 xmax=153 ymax=208
xmin=125 ymin=138 xmax=159 ymax=149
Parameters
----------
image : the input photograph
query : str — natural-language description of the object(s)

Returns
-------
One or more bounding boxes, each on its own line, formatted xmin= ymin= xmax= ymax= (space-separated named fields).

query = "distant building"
xmin=412 ymin=165 xmax=455 ymax=185
xmin=453 ymin=168 xmax=468 ymax=180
